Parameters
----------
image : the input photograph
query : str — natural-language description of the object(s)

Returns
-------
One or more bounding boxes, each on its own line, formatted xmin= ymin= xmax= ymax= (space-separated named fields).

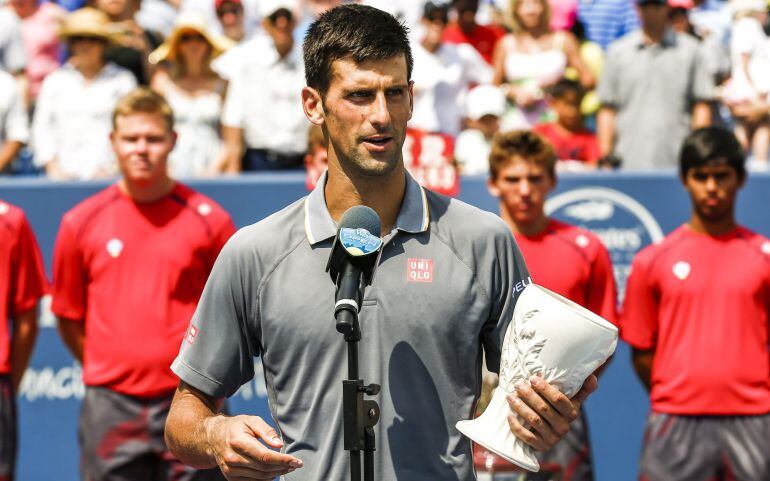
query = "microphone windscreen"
xmin=338 ymin=205 xmax=381 ymax=237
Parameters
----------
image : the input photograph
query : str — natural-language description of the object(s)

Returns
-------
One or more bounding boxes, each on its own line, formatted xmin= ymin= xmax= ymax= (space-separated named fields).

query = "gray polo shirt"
xmin=598 ymin=30 xmax=714 ymax=169
xmin=172 ymin=172 xmax=531 ymax=481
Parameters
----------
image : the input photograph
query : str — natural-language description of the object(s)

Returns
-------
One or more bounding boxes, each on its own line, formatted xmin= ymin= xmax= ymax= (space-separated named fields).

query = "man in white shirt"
xmin=0 ymin=70 xmax=28 ymax=173
xmin=221 ymin=0 xmax=308 ymax=171
xmin=409 ymin=1 xmax=493 ymax=137
xmin=0 ymin=8 xmax=26 ymax=75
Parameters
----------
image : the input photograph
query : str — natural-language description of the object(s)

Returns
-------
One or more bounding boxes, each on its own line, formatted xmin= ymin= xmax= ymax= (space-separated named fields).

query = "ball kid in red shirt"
xmin=622 ymin=127 xmax=770 ymax=481
xmin=51 ymin=88 xmax=234 ymax=481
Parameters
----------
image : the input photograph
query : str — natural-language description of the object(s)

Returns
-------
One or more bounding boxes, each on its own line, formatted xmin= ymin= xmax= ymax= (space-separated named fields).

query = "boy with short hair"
xmin=534 ymin=78 xmax=600 ymax=166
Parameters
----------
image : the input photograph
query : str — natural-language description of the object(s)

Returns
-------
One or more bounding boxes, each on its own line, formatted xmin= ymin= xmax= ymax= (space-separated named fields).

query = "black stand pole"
xmin=337 ymin=309 xmax=379 ymax=481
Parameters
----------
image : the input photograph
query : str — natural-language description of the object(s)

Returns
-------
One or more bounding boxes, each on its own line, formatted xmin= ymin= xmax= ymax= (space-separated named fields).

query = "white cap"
xmin=259 ymin=0 xmax=298 ymax=18
xmin=466 ymin=85 xmax=506 ymax=121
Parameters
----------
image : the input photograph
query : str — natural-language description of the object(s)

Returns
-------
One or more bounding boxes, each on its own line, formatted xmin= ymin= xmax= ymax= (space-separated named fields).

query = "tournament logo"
xmin=546 ymin=187 xmax=664 ymax=302
xmin=106 ymin=238 xmax=124 ymax=258
xmin=672 ymin=261 xmax=691 ymax=280
xmin=339 ymin=227 xmax=382 ymax=257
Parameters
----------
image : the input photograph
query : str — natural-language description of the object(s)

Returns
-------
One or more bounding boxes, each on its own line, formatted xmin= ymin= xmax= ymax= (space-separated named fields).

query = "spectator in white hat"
xmin=221 ymin=0 xmax=308 ymax=171
xmin=150 ymin=13 xmax=231 ymax=177
xmin=454 ymin=84 xmax=506 ymax=175
xmin=32 ymin=7 xmax=136 ymax=180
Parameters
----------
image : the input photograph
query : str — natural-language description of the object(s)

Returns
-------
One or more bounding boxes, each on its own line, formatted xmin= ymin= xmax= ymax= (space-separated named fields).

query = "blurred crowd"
xmin=1 ymin=0 xmax=770 ymax=182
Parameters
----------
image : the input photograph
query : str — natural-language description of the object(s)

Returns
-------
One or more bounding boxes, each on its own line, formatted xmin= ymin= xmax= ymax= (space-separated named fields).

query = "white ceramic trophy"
xmin=456 ymin=283 xmax=618 ymax=472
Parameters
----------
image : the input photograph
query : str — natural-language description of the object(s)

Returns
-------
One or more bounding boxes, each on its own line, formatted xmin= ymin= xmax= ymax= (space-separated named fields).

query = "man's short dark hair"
xmin=303 ymin=4 xmax=413 ymax=96
xmin=547 ymin=78 xmax=585 ymax=101
xmin=679 ymin=127 xmax=746 ymax=180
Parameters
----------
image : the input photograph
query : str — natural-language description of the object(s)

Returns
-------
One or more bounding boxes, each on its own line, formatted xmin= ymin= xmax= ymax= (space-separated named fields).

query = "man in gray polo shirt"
xmin=597 ymin=0 xmax=714 ymax=169
xmin=164 ymin=5 xmax=598 ymax=481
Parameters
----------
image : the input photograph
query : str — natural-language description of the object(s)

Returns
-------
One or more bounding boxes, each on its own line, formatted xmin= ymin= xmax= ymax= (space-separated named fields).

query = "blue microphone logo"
xmin=339 ymin=228 xmax=382 ymax=257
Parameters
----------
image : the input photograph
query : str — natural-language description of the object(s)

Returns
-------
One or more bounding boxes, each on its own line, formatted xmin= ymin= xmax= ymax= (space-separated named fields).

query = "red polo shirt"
xmin=51 ymin=184 xmax=235 ymax=397
xmin=514 ymin=219 xmax=617 ymax=324
xmin=443 ymin=23 xmax=505 ymax=65
xmin=0 ymin=200 xmax=48 ymax=375
xmin=621 ymin=225 xmax=770 ymax=415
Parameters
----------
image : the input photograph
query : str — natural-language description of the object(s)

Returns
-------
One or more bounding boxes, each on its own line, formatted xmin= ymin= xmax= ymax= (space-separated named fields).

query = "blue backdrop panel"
xmin=1 ymin=171 xmax=768 ymax=481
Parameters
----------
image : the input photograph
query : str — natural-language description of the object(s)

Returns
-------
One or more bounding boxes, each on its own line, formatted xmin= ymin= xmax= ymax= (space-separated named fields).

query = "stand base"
xmin=456 ymin=387 xmax=540 ymax=472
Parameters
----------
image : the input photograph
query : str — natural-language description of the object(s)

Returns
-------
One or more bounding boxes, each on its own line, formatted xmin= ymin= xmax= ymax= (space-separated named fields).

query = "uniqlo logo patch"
xmin=185 ymin=325 xmax=198 ymax=345
xmin=407 ymin=258 xmax=433 ymax=283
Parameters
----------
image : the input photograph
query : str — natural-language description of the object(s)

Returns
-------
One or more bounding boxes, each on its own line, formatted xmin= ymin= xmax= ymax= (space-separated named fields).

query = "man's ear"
xmin=487 ymin=177 xmax=500 ymax=197
xmin=407 ymin=80 xmax=414 ymax=121
xmin=302 ymin=87 xmax=325 ymax=126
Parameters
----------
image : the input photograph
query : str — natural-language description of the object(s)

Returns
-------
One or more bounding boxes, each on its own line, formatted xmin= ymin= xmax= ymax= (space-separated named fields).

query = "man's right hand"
xmin=204 ymin=415 xmax=304 ymax=480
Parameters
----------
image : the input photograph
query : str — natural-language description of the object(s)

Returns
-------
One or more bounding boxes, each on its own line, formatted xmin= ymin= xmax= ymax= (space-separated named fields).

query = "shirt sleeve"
xmin=597 ymin=47 xmax=620 ymax=108
xmin=51 ymin=216 xmax=87 ymax=321
xmin=5 ymin=79 xmax=29 ymax=143
xmin=619 ymin=252 xmax=658 ymax=350
xmin=221 ymin=67 xmax=246 ymax=129
xmin=692 ymin=43 xmax=715 ymax=102
xmin=10 ymin=214 xmax=47 ymax=315
xmin=171 ymin=228 xmax=260 ymax=398
xmin=585 ymin=242 xmax=618 ymax=325
xmin=31 ymin=75 xmax=58 ymax=166
xmin=1 ymin=18 xmax=26 ymax=73
xmin=481 ymin=221 xmax=531 ymax=374
xmin=460 ymin=44 xmax=494 ymax=85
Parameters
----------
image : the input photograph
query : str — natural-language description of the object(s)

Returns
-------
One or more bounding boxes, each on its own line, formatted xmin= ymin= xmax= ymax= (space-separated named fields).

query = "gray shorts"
xmin=475 ymin=410 xmax=593 ymax=481
xmin=79 ymin=386 xmax=225 ymax=481
xmin=639 ymin=412 xmax=770 ymax=481
xmin=0 ymin=376 xmax=16 ymax=481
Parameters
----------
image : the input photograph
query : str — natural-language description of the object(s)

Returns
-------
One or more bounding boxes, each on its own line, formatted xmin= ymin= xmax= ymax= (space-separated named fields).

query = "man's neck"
xmin=421 ymin=38 xmax=441 ymax=54
xmin=499 ymin=204 xmax=549 ymax=237
xmin=324 ymin=161 xmax=407 ymax=236
xmin=642 ymin=25 xmax=667 ymax=45
xmin=275 ymin=40 xmax=294 ymax=59
xmin=118 ymin=177 xmax=176 ymax=203
xmin=688 ymin=212 xmax=737 ymax=236
xmin=74 ymin=60 xmax=105 ymax=80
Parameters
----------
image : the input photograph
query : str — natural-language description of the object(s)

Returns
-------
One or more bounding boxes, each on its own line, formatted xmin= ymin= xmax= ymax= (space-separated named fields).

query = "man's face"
xmin=96 ymin=0 xmax=129 ymax=17
xmin=305 ymin=56 xmax=413 ymax=178
xmin=682 ymin=163 xmax=743 ymax=223
xmin=488 ymin=157 xmax=555 ymax=226
xmin=263 ymin=8 xmax=295 ymax=52
xmin=111 ymin=113 xmax=176 ymax=185
xmin=421 ymin=11 xmax=449 ymax=44
xmin=216 ymin=0 xmax=244 ymax=31
xmin=551 ymin=92 xmax=582 ymax=130
xmin=638 ymin=3 xmax=669 ymax=30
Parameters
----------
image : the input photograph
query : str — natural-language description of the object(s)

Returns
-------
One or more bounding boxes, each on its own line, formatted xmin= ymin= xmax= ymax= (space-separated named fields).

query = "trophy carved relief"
xmin=457 ymin=284 xmax=618 ymax=472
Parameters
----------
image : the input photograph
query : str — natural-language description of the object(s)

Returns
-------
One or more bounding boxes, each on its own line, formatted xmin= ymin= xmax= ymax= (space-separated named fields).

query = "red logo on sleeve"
xmin=185 ymin=325 xmax=198 ymax=345
xmin=407 ymin=258 xmax=433 ymax=283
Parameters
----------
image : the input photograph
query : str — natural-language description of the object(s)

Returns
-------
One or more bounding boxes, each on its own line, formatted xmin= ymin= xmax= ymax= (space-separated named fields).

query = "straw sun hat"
xmin=58 ymin=7 xmax=115 ymax=42
xmin=149 ymin=13 xmax=233 ymax=64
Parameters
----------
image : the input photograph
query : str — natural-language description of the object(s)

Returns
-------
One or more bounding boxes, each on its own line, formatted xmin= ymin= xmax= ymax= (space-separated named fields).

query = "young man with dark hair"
xmin=51 ymin=87 xmax=234 ymax=481
xmin=484 ymin=130 xmax=617 ymax=481
xmin=165 ymin=5 xmax=597 ymax=481
xmin=0 ymin=200 xmax=46 ymax=481
xmin=621 ymin=126 xmax=770 ymax=481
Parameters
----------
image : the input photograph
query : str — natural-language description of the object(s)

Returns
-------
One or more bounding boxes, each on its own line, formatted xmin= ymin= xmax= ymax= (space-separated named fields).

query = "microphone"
xmin=326 ymin=206 xmax=383 ymax=337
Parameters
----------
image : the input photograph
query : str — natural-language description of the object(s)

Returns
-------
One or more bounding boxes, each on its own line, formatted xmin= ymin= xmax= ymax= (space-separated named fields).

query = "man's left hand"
xmin=506 ymin=374 xmax=598 ymax=451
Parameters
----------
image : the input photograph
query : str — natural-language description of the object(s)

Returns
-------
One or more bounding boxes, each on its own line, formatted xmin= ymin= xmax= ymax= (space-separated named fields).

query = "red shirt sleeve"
xmin=585 ymin=242 xmax=618 ymax=325
xmin=10 ymin=214 xmax=48 ymax=315
xmin=206 ymin=216 xmax=236 ymax=271
xmin=620 ymin=252 xmax=659 ymax=350
xmin=51 ymin=217 xmax=87 ymax=321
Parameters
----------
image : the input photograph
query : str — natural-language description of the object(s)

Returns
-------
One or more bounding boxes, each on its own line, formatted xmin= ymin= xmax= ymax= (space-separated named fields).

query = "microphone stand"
xmin=327 ymin=222 xmax=383 ymax=481
xmin=337 ymin=305 xmax=380 ymax=481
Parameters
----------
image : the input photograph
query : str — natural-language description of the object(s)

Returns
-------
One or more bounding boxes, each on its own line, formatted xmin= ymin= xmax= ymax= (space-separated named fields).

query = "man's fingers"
xmin=506 ymin=393 xmax=561 ymax=448
xmin=242 ymin=416 xmax=285 ymax=449
xmin=526 ymin=377 xmax=578 ymax=421
xmin=230 ymin=437 xmax=303 ymax=468
xmin=506 ymin=414 xmax=548 ymax=451
xmin=571 ymin=374 xmax=599 ymax=410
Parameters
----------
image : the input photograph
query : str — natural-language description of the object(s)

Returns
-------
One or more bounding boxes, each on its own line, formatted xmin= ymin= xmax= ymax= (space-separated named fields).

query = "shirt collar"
xmin=635 ymin=29 xmax=677 ymax=49
xmin=304 ymin=171 xmax=431 ymax=246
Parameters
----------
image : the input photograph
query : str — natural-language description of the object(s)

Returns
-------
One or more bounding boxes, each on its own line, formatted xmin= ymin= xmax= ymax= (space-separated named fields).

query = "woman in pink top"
xmin=493 ymin=0 xmax=593 ymax=128
xmin=8 ymin=0 xmax=66 ymax=107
